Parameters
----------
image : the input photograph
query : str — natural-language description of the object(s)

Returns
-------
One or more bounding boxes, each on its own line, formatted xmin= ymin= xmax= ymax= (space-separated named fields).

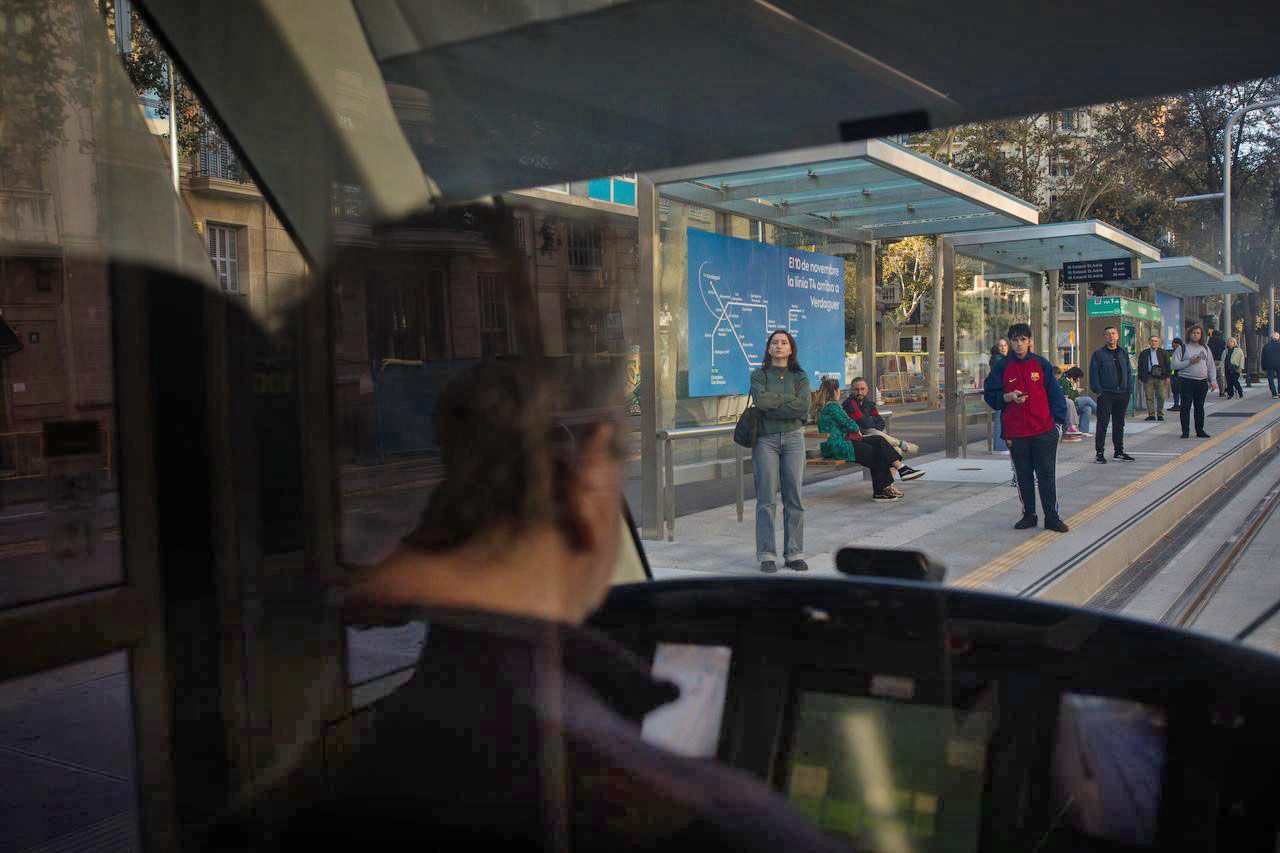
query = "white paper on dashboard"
xmin=640 ymin=643 xmax=733 ymax=758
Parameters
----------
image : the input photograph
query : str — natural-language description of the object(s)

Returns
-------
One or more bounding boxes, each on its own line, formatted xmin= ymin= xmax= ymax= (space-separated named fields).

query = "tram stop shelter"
xmin=635 ymin=138 xmax=1038 ymax=539
xmin=940 ymin=221 xmax=1163 ymax=456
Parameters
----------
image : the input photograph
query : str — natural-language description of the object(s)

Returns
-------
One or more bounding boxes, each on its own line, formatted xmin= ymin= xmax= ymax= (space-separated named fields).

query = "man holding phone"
xmin=1089 ymin=326 xmax=1135 ymax=464
xmin=984 ymin=323 xmax=1070 ymax=533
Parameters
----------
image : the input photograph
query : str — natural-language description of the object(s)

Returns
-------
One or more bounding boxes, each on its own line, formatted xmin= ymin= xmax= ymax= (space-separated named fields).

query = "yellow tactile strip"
xmin=953 ymin=402 xmax=1280 ymax=590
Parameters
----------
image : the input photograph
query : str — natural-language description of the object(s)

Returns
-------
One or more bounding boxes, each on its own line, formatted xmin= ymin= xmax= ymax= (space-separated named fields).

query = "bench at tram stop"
xmin=804 ymin=409 xmax=893 ymax=481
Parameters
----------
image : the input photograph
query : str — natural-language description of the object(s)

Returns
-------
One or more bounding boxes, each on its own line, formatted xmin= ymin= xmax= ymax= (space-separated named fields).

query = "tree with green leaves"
xmin=92 ymin=0 xmax=216 ymax=158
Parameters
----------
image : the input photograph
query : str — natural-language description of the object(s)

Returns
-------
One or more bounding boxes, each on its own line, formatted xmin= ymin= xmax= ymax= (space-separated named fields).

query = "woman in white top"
xmin=1171 ymin=324 xmax=1218 ymax=438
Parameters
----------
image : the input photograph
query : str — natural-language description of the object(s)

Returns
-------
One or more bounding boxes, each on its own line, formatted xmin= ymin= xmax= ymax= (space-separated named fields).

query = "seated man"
xmin=201 ymin=358 xmax=851 ymax=853
xmin=842 ymin=376 xmax=920 ymax=455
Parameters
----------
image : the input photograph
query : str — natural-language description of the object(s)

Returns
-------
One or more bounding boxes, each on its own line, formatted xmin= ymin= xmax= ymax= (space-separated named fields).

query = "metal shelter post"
xmin=1270 ymin=285 xmax=1276 ymax=337
xmin=859 ymin=242 xmax=878 ymax=394
xmin=1047 ymin=268 xmax=1061 ymax=363
xmin=638 ymin=176 xmax=663 ymax=539
xmin=928 ymin=238 xmax=944 ymax=409
xmin=1030 ymin=272 xmax=1045 ymax=357
xmin=941 ymin=239 xmax=959 ymax=456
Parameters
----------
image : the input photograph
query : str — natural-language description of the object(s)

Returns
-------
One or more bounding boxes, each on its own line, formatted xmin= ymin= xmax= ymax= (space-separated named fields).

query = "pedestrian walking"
xmin=1137 ymin=334 xmax=1171 ymax=421
xmin=750 ymin=329 xmax=809 ymax=574
xmin=1088 ymin=325 xmax=1135 ymax=463
xmin=1223 ymin=337 xmax=1246 ymax=399
xmin=1172 ymin=324 xmax=1217 ymax=438
xmin=1262 ymin=331 xmax=1280 ymax=398
xmin=984 ymin=323 xmax=1070 ymax=533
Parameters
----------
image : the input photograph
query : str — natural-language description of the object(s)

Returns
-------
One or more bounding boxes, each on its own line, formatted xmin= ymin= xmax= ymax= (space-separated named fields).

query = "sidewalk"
xmin=644 ymin=392 xmax=1277 ymax=586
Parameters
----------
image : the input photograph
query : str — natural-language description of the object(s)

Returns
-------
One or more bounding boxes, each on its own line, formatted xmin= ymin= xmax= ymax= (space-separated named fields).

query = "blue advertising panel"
xmin=686 ymin=229 xmax=845 ymax=397
xmin=1155 ymin=291 xmax=1183 ymax=346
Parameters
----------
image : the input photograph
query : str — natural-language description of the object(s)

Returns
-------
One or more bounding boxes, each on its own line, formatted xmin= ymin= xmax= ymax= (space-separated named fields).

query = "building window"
xmin=1055 ymin=109 xmax=1087 ymax=132
xmin=1049 ymin=155 xmax=1073 ymax=178
xmin=477 ymin=273 xmax=512 ymax=357
xmin=513 ymin=215 xmax=530 ymax=254
xmin=206 ymin=224 xmax=241 ymax=294
xmin=567 ymin=223 xmax=602 ymax=268
xmin=586 ymin=176 xmax=637 ymax=206
xmin=197 ymin=131 xmax=245 ymax=182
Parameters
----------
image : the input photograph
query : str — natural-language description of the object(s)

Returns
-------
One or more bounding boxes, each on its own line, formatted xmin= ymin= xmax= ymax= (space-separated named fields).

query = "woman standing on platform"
xmin=1172 ymin=324 xmax=1217 ymax=438
xmin=751 ymin=330 xmax=810 ymax=574
xmin=990 ymin=339 xmax=1010 ymax=453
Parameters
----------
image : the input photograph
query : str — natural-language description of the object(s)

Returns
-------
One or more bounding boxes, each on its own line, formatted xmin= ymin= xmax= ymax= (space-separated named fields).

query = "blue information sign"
xmin=686 ymin=229 xmax=845 ymax=397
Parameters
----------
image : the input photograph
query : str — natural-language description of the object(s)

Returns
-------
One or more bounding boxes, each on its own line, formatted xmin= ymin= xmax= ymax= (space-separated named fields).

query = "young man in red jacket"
xmin=983 ymin=324 xmax=1071 ymax=533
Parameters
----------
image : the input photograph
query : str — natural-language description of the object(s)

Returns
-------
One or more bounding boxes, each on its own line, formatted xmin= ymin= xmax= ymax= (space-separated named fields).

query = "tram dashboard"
xmin=587 ymin=574 xmax=1280 ymax=853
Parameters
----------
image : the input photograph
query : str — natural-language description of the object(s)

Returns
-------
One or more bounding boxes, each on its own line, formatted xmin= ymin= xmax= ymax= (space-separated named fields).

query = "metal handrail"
xmin=655 ymin=424 xmax=743 ymax=541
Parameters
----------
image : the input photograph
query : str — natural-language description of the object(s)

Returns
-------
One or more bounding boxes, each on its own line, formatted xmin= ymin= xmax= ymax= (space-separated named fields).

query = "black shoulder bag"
xmin=733 ymin=391 xmax=764 ymax=448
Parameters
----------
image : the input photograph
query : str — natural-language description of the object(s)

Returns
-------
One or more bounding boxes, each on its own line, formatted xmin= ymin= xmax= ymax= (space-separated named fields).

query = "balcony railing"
xmin=192 ymin=135 xmax=250 ymax=183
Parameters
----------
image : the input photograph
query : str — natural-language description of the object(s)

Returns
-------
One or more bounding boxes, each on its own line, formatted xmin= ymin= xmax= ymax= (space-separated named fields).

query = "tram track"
xmin=1159 ymin=454 xmax=1280 ymax=629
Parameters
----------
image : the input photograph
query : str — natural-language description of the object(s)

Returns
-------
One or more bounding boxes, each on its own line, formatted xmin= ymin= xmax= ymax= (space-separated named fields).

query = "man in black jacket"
xmin=1089 ymin=326 xmax=1135 ymax=463
xmin=1263 ymin=332 xmax=1280 ymax=398
xmin=1137 ymin=334 xmax=1171 ymax=421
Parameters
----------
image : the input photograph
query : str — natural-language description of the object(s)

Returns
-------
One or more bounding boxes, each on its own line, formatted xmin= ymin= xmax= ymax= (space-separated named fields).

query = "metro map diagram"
xmin=686 ymin=228 xmax=845 ymax=397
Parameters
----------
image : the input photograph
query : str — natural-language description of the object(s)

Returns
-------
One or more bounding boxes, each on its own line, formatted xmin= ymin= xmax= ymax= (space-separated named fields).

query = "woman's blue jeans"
xmin=753 ymin=429 xmax=805 ymax=563
xmin=1075 ymin=395 xmax=1097 ymax=434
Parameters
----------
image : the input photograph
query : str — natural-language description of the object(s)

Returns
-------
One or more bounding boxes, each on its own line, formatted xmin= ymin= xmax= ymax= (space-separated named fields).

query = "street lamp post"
xmin=1222 ymin=97 xmax=1280 ymax=338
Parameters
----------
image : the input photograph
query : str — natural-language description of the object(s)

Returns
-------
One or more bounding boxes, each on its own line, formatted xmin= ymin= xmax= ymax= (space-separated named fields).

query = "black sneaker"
xmin=1145 ymin=415 xmax=1157 ymax=421
xmin=1045 ymin=516 xmax=1070 ymax=533
xmin=1157 ymin=415 xmax=1165 ymax=421
xmin=1114 ymin=451 xmax=1135 ymax=461
xmin=1014 ymin=513 xmax=1038 ymax=530
xmin=1095 ymin=452 xmax=1107 ymax=464
xmin=1196 ymin=431 xmax=1211 ymax=438
xmin=873 ymin=490 xmax=902 ymax=502
xmin=1181 ymin=432 xmax=1190 ymax=438
xmin=760 ymin=560 xmax=778 ymax=574
xmin=897 ymin=465 xmax=925 ymax=481
xmin=786 ymin=559 xmax=809 ymax=572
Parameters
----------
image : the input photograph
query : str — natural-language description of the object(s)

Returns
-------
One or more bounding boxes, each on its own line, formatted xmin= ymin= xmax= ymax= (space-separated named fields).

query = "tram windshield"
xmin=3 ymin=2 xmax=1280 ymax=852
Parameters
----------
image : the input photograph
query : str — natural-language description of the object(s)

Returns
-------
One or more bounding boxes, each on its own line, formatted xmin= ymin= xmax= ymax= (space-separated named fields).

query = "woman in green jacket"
xmin=750 ymin=330 xmax=810 ymax=573
xmin=813 ymin=379 xmax=912 ymax=501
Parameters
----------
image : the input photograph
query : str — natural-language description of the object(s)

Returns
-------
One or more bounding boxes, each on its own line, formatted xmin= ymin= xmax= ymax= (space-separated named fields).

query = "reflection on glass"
xmin=331 ymin=196 xmax=646 ymax=685
xmin=0 ymin=651 xmax=139 ymax=851
xmin=784 ymin=690 xmax=993 ymax=853
xmin=1049 ymin=692 xmax=1167 ymax=847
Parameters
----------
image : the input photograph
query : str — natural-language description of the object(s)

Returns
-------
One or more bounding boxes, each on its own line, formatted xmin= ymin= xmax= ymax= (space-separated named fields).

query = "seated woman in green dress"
xmin=812 ymin=378 xmax=922 ymax=502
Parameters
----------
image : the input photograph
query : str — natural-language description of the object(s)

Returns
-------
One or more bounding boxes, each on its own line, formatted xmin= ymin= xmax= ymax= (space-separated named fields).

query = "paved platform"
xmin=645 ymin=393 xmax=1280 ymax=591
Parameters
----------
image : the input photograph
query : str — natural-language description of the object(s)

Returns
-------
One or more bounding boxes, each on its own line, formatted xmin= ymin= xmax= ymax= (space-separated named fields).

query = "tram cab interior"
xmin=4 ymin=2 xmax=1280 ymax=852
